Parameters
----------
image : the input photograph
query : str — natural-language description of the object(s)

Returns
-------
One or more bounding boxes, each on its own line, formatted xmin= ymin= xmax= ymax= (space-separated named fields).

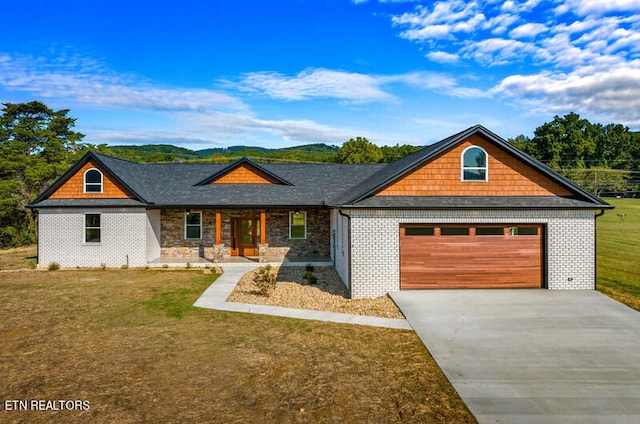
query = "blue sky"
xmin=2 ymin=0 xmax=639 ymax=150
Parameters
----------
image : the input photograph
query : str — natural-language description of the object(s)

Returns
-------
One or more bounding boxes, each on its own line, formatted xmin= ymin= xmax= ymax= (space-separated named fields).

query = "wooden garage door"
xmin=400 ymin=224 xmax=543 ymax=289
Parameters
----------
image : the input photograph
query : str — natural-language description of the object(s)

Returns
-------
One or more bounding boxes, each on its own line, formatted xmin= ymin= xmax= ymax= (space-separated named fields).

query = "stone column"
xmin=258 ymin=244 xmax=269 ymax=263
xmin=213 ymin=244 xmax=226 ymax=264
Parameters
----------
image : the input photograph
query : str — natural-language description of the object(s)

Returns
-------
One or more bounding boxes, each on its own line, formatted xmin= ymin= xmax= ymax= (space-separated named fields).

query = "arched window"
xmin=461 ymin=146 xmax=488 ymax=181
xmin=84 ymin=168 xmax=103 ymax=193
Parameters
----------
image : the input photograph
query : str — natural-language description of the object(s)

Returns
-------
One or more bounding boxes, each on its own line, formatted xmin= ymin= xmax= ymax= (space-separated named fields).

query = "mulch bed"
xmin=227 ymin=266 xmax=405 ymax=319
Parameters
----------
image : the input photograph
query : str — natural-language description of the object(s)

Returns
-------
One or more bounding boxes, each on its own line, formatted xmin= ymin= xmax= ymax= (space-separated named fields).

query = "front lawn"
xmin=0 ymin=262 xmax=474 ymax=423
xmin=597 ymin=198 xmax=640 ymax=310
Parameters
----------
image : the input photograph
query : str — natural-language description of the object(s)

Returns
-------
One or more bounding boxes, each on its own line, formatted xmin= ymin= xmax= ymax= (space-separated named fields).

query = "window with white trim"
xmin=289 ymin=211 xmax=306 ymax=239
xmin=185 ymin=211 xmax=202 ymax=239
xmin=85 ymin=214 xmax=101 ymax=243
xmin=461 ymin=146 xmax=488 ymax=181
xmin=84 ymin=168 xmax=103 ymax=193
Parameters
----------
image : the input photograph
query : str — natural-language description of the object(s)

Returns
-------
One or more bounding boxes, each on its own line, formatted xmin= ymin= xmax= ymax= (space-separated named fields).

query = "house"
xmin=29 ymin=125 xmax=612 ymax=298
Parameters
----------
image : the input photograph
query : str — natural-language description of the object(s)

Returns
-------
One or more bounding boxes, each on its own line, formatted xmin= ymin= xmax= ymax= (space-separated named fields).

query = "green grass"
xmin=141 ymin=282 xmax=212 ymax=318
xmin=0 ymin=255 xmax=474 ymax=423
xmin=597 ymin=198 xmax=640 ymax=310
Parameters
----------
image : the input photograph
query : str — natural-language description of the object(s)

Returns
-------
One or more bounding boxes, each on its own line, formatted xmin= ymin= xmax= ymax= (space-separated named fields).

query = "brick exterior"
xmin=331 ymin=209 xmax=350 ymax=290
xmin=344 ymin=209 xmax=596 ymax=299
xmin=38 ymin=208 xmax=148 ymax=268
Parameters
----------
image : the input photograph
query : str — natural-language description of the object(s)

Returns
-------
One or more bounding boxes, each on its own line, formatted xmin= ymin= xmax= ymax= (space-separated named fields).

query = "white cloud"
xmin=386 ymin=71 xmax=490 ymax=98
xmin=377 ymin=0 xmax=640 ymax=127
xmin=387 ymin=0 xmax=640 ymax=71
xmin=492 ymin=61 xmax=640 ymax=126
xmin=426 ymin=50 xmax=460 ymax=63
xmin=237 ymin=68 xmax=396 ymax=102
xmin=561 ymin=0 xmax=640 ymax=16
xmin=178 ymin=110 xmax=385 ymax=145
xmin=462 ymin=38 xmax=540 ymax=66
xmin=237 ymin=68 xmax=486 ymax=101
xmin=0 ymin=53 xmax=246 ymax=113
xmin=501 ymin=0 xmax=543 ymax=13
xmin=485 ymin=13 xmax=520 ymax=35
xmin=509 ymin=23 xmax=548 ymax=39
xmin=392 ymin=1 xmax=483 ymax=41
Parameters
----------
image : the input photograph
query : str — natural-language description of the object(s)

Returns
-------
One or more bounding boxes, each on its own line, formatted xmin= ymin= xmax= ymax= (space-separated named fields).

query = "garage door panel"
xmin=400 ymin=225 xmax=543 ymax=289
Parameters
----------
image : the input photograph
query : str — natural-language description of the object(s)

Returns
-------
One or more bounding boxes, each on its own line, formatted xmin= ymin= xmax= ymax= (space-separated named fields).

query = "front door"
xmin=231 ymin=218 xmax=260 ymax=256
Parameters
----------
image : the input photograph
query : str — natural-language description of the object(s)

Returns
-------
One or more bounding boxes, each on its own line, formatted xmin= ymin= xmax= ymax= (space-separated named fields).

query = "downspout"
xmin=337 ymin=208 xmax=352 ymax=299
xmin=594 ymin=209 xmax=606 ymax=291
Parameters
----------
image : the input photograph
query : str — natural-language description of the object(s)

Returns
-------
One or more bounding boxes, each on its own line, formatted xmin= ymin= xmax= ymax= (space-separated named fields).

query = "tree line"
xmin=507 ymin=113 xmax=640 ymax=196
xmin=1 ymin=101 xmax=639 ymax=247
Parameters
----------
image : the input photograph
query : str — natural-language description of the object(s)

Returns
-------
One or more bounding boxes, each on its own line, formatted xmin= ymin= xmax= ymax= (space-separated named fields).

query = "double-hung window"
xmin=85 ymin=214 xmax=101 ymax=243
xmin=289 ymin=211 xmax=306 ymax=239
xmin=185 ymin=212 xmax=202 ymax=239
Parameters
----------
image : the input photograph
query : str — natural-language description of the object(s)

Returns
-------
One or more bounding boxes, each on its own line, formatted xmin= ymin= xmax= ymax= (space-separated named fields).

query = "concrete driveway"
xmin=389 ymin=290 xmax=640 ymax=424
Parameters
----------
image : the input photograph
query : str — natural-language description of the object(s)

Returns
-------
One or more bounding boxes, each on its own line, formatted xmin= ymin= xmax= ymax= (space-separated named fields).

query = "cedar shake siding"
xmin=209 ymin=163 xmax=283 ymax=184
xmin=49 ymin=160 xmax=135 ymax=199
xmin=376 ymin=135 xmax=573 ymax=197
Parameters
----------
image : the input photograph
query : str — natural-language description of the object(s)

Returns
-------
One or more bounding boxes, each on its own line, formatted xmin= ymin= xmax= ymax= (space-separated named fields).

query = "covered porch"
xmin=151 ymin=207 xmax=332 ymax=266
xmin=147 ymin=254 xmax=333 ymax=268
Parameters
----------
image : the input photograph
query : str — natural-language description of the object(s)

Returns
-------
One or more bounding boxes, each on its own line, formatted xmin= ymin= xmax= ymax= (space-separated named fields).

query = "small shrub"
xmin=185 ymin=262 xmax=192 ymax=269
xmin=121 ymin=264 xmax=129 ymax=269
xmin=48 ymin=262 xmax=60 ymax=271
xmin=303 ymin=269 xmax=318 ymax=285
xmin=305 ymin=264 xmax=315 ymax=273
xmin=162 ymin=264 xmax=169 ymax=269
xmin=253 ymin=265 xmax=277 ymax=296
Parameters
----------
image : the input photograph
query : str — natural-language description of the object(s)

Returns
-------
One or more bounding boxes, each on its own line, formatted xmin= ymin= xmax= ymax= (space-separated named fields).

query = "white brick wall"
xmin=331 ymin=210 xmax=350 ymax=290
xmin=146 ymin=209 xmax=161 ymax=262
xmin=38 ymin=208 xmax=148 ymax=268
xmin=345 ymin=209 xmax=596 ymax=298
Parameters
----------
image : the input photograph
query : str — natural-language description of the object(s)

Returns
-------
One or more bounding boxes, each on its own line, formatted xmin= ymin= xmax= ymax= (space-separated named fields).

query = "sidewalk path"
xmin=194 ymin=264 xmax=411 ymax=330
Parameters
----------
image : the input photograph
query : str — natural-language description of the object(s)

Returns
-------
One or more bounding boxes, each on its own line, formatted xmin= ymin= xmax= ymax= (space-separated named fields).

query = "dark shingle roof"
xmin=30 ymin=151 xmax=385 ymax=208
xmin=29 ymin=125 xmax=612 ymax=210
xmin=33 ymin=199 xmax=147 ymax=208
xmin=351 ymin=196 xmax=607 ymax=209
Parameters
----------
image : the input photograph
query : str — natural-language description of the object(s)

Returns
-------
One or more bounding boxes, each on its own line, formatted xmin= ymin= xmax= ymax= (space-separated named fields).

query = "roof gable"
xmin=32 ymin=152 xmax=144 ymax=204
xmin=195 ymin=158 xmax=293 ymax=186
xmin=376 ymin=134 xmax=574 ymax=197
xmin=332 ymin=125 xmax=610 ymax=207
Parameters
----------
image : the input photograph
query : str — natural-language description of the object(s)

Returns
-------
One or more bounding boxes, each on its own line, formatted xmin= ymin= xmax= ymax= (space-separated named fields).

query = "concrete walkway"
xmin=390 ymin=289 xmax=640 ymax=424
xmin=194 ymin=264 xmax=411 ymax=330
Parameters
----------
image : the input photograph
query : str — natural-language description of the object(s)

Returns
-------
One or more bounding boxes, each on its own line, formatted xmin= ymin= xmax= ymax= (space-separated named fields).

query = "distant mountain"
xmin=195 ymin=146 xmax=273 ymax=156
xmin=105 ymin=143 xmax=339 ymax=163
xmin=107 ymin=144 xmax=203 ymax=161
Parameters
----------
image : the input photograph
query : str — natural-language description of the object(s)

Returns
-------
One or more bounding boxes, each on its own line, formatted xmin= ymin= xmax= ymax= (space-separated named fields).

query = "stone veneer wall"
xmin=160 ymin=208 xmax=330 ymax=259
xmin=346 ymin=208 xmax=596 ymax=299
xmin=263 ymin=209 xmax=330 ymax=258
xmin=160 ymin=209 xmax=216 ymax=258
